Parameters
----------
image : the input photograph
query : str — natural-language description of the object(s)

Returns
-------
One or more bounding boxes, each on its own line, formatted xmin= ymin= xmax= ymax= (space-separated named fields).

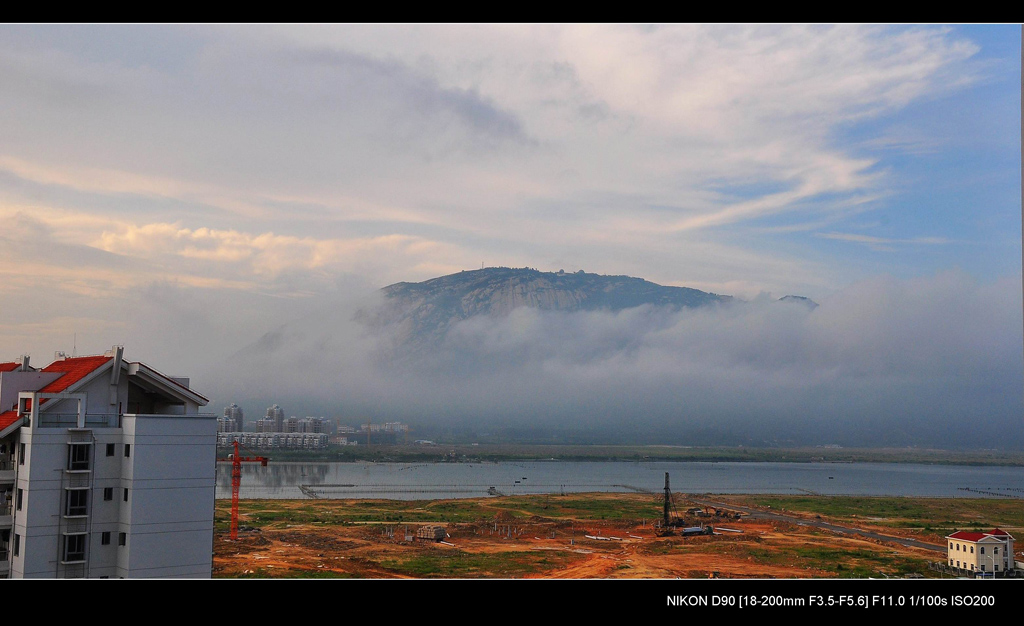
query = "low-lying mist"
xmin=206 ymin=270 xmax=1024 ymax=449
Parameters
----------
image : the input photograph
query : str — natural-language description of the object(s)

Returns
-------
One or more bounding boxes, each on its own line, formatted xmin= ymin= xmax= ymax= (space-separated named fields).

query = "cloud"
xmin=92 ymin=222 xmax=469 ymax=288
xmin=0 ymin=25 xmax=1016 ymax=450
xmin=215 ymin=270 xmax=1023 ymax=448
xmin=0 ymin=25 xmax=985 ymax=242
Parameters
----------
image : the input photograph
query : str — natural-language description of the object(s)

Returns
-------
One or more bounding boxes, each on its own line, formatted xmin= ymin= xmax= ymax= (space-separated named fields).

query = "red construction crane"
xmin=216 ymin=441 xmax=268 ymax=540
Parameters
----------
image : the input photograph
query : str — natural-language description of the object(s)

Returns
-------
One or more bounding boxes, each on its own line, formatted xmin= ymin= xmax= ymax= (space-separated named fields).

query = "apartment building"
xmin=0 ymin=347 xmax=217 ymax=578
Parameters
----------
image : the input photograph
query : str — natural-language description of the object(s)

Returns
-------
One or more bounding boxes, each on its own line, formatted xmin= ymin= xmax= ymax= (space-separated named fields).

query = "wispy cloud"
xmin=817 ymin=231 xmax=952 ymax=251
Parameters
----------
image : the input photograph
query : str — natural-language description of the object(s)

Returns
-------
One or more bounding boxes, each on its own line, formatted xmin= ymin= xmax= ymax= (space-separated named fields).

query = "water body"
xmin=215 ymin=461 xmax=1024 ymax=500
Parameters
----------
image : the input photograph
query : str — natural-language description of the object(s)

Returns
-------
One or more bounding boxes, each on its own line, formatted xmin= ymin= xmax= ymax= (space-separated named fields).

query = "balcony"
xmin=0 ymin=457 xmax=15 ymax=484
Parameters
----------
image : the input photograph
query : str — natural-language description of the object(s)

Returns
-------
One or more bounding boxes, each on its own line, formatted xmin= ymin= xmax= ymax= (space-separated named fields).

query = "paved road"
xmin=686 ymin=497 xmax=945 ymax=553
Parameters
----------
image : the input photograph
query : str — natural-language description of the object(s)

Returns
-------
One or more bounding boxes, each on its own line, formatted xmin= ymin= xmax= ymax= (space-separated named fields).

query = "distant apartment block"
xmin=217 ymin=432 xmax=329 ymax=450
xmin=349 ymin=421 xmax=408 ymax=445
xmin=362 ymin=421 xmax=409 ymax=434
xmin=253 ymin=411 xmax=328 ymax=435
xmin=0 ymin=347 xmax=216 ymax=578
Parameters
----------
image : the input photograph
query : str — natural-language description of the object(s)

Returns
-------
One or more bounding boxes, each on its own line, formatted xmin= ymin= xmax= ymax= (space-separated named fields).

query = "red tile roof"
xmin=0 ymin=410 xmax=19 ymax=432
xmin=948 ymin=529 xmax=1013 ymax=542
xmin=38 ymin=355 xmax=112 ymax=393
xmin=949 ymin=531 xmax=989 ymax=542
xmin=0 ymin=355 xmax=112 ymax=433
xmin=0 ymin=362 xmax=20 ymax=372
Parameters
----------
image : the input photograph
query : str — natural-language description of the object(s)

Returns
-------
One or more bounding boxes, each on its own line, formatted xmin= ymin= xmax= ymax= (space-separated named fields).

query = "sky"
xmin=0 ymin=24 xmax=1020 ymax=445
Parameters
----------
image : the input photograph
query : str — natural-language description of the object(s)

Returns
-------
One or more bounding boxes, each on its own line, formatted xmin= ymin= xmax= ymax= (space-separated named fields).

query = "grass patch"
xmin=379 ymin=550 xmax=573 ymax=578
xmin=747 ymin=544 xmax=935 ymax=578
xmin=739 ymin=496 xmax=1024 ymax=531
xmin=488 ymin=494 xmax=662 ymax=521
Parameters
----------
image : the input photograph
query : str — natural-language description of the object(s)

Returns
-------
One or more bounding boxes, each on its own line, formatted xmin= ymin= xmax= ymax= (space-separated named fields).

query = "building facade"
xmin=946 ymin=529 xmax=1016 ymax=576
xmin=0 ymin=347 xmax=216 ymax=578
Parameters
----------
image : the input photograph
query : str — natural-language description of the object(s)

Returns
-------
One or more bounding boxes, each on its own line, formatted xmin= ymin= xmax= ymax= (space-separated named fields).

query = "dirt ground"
xmin=213 ymin=494 xmax=948 ymax=579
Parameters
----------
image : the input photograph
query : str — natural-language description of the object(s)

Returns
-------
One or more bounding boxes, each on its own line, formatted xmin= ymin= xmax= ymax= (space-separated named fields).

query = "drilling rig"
xmin=661 ymin=472 xmax=713 ymax=536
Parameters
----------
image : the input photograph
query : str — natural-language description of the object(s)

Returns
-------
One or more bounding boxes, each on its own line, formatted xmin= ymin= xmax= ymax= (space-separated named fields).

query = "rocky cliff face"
xmin=364 ymin=266 xmax=733 ymax=342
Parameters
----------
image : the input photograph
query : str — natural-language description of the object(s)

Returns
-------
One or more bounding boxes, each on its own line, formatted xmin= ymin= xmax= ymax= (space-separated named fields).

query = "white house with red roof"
xmin=946 ymin=528 xmax=1016 ymax=577
xmin=0 ymin=347 xmax=216 ymax=578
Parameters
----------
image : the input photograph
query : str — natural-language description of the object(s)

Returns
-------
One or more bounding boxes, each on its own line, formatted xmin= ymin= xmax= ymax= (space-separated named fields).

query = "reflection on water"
xmin=215 ymin=461 xmax=1024 ymax=500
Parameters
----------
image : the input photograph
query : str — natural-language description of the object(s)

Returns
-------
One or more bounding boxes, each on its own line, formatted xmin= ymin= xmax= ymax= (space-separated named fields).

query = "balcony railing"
xmin=36 ymin=412 xmax=214 ymax=429
xmin=37 ymin=413 xmax=121 ymax=428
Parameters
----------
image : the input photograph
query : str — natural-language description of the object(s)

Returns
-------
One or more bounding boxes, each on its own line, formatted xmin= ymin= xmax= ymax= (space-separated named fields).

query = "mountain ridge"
xmin=367 ymin=266 xmax=813 ymax=342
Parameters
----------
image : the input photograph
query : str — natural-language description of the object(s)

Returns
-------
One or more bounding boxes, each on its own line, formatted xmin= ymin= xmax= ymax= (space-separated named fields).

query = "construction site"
xmin=212 ymin=471 xmax=1024 ymax=579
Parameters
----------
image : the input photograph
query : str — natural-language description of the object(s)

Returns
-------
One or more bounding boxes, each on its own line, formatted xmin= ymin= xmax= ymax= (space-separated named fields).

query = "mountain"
xmin=363 ymin=266 xmax=735 ymax=342
xmin=777 ymin=295 xmax=819 ymax=310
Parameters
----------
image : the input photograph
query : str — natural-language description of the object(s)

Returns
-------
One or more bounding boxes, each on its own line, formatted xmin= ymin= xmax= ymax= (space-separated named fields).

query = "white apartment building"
xmin=946 ymin=528 xmax=1016 ymax=577
xmin=0 ymin=347 xmax=217 ymax=578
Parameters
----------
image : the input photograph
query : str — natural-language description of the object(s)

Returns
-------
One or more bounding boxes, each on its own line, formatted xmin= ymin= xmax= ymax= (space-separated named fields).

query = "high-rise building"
xmin=223 ymin=403 xmax=244 ymax=432
xmin=265 ymin=404 xmax=284 ymax=432
xmin=0 ymin=347 xmax=216 ymax=578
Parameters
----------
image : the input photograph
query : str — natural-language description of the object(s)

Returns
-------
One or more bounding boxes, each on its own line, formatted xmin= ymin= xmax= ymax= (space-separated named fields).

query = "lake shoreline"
xmin=221 ymin=443 xmax=1024 ymax=467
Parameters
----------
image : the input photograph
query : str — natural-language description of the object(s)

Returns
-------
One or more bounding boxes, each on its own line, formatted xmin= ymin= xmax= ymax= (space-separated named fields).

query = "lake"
xmin=215 ymin=460 xmax=1024 ymax=500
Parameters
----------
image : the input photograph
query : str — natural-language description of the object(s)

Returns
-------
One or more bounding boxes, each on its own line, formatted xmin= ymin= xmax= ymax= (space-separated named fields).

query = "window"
xmin=103 ymin=487 xmax=113 ymax=501
xmin=970 ymin=546 xmax=974 ymax=553
xmin=123 ymin=488 xmax=128 ymax=502
xmin=981 ymin=564 xmax=986 ymax=571
xmin=13 ymin=533 xmax=19 ymax=557
xmin=16 ymin=488 xmax=22 ymax=511
xmin=124 ymin=444 xmax=131 ymax=458
xmin=956 ymin=544 xmax=960 ymax=551
xmin=118 ymin=532 xmax=126 ymax=547
xmin=67 ymin=444 xmax=90 ymax=471
xmin=994 ymin=547 xmax=999 ymax=555
xmin=106 ymin=443 xmax=115 ymax=457
xmin=101 ymin=531 xmax=111 ymax=545
xmin=18 ymin=443 xmax=24 ymax=465
xmin=981 ymin=547 xmax=985 ymax=554
xmin=63 ymin=534 xmax=86 ymax=562
xmin=65 ymin=489 xmax=88 ymax=516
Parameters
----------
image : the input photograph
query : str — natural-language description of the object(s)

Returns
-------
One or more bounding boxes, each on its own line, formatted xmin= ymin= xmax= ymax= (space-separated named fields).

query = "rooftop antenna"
xmin=72 ymin=333 xmax=77 ymax=358
xmin=481 ymin=262 xmax=484 ymax=269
